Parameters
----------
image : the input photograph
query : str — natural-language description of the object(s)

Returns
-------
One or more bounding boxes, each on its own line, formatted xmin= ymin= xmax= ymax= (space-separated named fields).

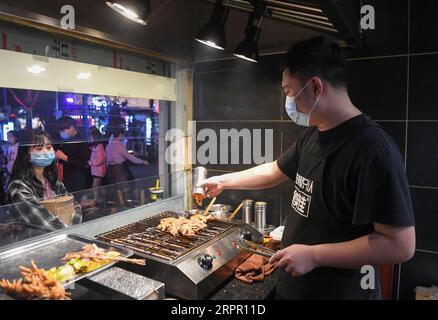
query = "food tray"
xmin=0 ymin=234 xmax=134 ymax=288
xmin=88 ymin=267 xmax=165 ymax=300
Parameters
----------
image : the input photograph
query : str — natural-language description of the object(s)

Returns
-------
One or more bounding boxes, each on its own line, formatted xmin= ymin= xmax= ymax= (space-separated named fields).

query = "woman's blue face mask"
xmin=30 ymin=150 xmax=55 ymax=168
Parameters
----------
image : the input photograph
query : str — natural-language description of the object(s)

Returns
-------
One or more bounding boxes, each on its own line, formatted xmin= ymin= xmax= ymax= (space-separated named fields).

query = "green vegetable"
xmin=47 ymin=264 xmax=75 ymax=283
xmin=47 ymin=257 xmax=112 ymax=283
xmin=67 ymin=258 xmax=109 ymax=273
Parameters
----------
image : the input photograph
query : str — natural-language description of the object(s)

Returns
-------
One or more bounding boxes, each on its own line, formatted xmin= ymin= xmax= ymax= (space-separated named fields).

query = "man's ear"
xmin=310 ymin=77 xmax=324 ymax=97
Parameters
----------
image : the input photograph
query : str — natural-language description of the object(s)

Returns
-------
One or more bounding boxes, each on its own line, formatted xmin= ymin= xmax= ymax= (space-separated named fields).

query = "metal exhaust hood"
xmin=203 ymin=0 xmax=361 ymax=47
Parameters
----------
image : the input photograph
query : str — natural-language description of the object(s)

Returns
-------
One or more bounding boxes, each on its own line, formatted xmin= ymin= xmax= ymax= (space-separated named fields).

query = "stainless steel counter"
xmin=0 ymin=195 xmax=271 ymax=300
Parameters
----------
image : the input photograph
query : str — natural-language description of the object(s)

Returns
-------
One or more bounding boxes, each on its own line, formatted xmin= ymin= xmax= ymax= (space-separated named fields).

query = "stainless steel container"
xmin=242 ymin=199 xmax=254 ymax=225
xmin=209 ymin=204 xmax=233 ymax=220
xmin=185 ymin=209 xmax=203 ymax=216
xmin=210 ymin=204 xmax=232 ymax=212
xmin=254 ymin=201 xmax=267 ymax=230
xmin=192 ymin=167 xmax=207 ymax=197
xmin=88 ymin=267 xmax=165 ymax=300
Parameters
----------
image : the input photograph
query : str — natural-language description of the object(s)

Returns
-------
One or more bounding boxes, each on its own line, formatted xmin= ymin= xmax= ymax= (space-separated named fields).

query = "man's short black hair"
xmin=57 ymin=116 xmax=76 ymax=131
xmin=284 ymin=36 xmax=347 ymax=89
xmin=112 ymin=127 xmax=126 ymax=138
xmin=7 ymin=130 xmax=19 ymax=140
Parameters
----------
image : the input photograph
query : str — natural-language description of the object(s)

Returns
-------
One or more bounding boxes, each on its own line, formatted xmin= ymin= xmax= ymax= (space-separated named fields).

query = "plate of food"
xmin=0 ymin=260 xmax=71 ymax=300
xmin=0 ymin=234 xmax=146 ymax=300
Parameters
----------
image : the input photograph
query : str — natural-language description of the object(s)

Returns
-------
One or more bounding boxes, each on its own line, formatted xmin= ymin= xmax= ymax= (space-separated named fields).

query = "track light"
xmin=106 ymin=0 xmax=151 ymax=26
xmin=195 ymin=0 xmax=230 ymax=50
xmin=233 ymin=2 xmax=267 ymax=63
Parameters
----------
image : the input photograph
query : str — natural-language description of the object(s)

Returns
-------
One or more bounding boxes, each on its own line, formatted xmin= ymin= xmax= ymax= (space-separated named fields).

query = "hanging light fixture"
xmin=106 ymin=0 xmax=151 ymax=26
xmin=195 ymin=0 xmax=230 ymax=50
xmin=233 ymin=2 xmax=267 ymax=63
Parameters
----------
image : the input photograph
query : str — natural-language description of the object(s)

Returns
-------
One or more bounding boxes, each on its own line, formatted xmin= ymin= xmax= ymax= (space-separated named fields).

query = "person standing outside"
xmin=55 ymin=116 xmax=91 ymax=192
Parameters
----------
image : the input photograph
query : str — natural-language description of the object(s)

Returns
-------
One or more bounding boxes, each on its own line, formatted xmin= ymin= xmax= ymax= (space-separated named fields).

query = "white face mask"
xmin=285 ymin=80 xmax=321 ymax=127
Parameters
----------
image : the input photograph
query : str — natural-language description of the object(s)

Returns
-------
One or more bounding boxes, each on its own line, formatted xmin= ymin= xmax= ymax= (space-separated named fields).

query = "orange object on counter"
xmin=263 ymin=235 xmax=273 ymax=244
xmin=234 ymin=241 xmax=279 ymax=284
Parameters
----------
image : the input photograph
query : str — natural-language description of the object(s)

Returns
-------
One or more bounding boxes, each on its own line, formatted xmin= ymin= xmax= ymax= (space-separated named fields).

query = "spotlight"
xmin=106 ymin=0 xmax=151 ymax=26
xmin=233 ymin=21 xmax=261 ymax=62
xmin=195 ymin=0 xmax=230 ymax=50
xmin=233 ymin=3 xmax=267 ymax=63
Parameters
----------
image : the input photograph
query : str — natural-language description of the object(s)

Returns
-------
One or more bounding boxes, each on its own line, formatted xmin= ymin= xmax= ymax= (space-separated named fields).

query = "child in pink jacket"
xmin=88 ymin=127 xmax=106 ymax=189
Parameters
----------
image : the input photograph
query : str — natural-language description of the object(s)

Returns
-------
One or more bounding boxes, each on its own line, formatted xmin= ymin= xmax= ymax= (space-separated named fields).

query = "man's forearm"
xmin=219 ymin=162 xmax=287 ymax=190
xmin=313 ymin=229 xmax=415 ymax=269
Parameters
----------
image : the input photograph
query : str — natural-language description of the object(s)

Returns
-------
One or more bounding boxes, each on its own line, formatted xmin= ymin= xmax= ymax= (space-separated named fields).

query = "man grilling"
xmin=200 ymin=36 xmax=415 ymax=300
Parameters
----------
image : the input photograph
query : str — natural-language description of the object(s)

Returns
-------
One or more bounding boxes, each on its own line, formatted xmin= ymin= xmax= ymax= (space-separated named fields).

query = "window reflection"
xmin=0 ymin=172 xmax=187 ymax=249
xmin=0 ymin=87 xmax=173 ymax=249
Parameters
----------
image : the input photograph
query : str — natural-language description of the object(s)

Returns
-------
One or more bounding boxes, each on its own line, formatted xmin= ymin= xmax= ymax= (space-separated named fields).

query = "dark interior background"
xmin=192 ymin=0 xmax=438 ymax=300
xmin=0 ymin=0 xmax=323 ymax=62
xmin=0 ymin=0 xmax=436 ymax=299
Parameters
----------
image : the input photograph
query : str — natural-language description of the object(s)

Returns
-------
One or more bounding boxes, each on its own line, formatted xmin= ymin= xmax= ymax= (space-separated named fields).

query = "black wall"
xmin=193 ymin=55 xmax=304 ymax=228
xmin=193 ymin=0 xmax=438 ymax=299
xmin=348 ymin=0 xmax=438 ymax=300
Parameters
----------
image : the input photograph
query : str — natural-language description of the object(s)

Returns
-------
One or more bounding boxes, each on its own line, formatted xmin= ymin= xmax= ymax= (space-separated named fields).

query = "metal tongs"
xmin=232 ymin=238 xmax=277 ymax=258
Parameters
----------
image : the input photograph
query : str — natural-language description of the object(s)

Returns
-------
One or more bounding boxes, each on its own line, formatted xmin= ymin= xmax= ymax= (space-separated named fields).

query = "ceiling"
xmin=0 ymin=0 xmax=352 ymax=63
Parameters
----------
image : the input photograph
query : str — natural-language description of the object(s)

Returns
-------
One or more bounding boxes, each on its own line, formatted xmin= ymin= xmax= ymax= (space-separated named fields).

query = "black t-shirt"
xmin=276 ymin=114 xmax=415 ymax=299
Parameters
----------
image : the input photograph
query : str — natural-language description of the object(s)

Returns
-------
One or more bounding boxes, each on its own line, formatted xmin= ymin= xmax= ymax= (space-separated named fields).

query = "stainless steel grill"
xmin=97 ymin=212 xmax=236 ymax=262
xmin=95 ymin=211 xmax=262 ymax=299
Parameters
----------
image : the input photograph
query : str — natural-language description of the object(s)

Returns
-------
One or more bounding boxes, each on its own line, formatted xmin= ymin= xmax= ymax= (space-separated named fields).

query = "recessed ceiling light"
xmin=27 ymin=65 xmax=46 ymax=74
xmin=77 ymin=72 xmax=92 ymax=80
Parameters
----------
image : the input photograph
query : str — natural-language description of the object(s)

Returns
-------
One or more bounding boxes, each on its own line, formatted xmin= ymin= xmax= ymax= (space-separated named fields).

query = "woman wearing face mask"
xmin=7 ymin=129 xmax=82 ymax=230
xmin=105 ymin=128 xmax=148 ymax=185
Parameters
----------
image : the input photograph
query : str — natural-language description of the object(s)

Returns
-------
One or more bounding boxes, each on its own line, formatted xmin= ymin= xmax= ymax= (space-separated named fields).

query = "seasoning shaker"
xmin=192 ymin=167 xmax=207 ymax=206
xmin=242 ymin=199 xmax=254 ymax=225
xmin=254 ymin=201 xmax=267 ymax=230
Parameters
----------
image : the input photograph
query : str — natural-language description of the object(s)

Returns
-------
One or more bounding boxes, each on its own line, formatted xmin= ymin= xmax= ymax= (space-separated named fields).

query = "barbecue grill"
xmin=96 ymin=211 xmax=262 ymax=299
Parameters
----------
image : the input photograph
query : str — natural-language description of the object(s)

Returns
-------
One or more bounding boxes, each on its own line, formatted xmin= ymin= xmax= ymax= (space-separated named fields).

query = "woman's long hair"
xmin=11 ymin=129 xmax=58 ymax=188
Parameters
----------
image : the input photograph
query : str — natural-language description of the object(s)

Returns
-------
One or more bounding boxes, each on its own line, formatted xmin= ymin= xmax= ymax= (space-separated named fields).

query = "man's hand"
xmin=269 ymin=244 xmax=318 ymax=277
xmin=199 ymin=176 xmax=226 ymax=198
xmin=270 ymin=225 xmax=416 ymax=276
xmin=55 ymin=150 xmax=68 ymax=162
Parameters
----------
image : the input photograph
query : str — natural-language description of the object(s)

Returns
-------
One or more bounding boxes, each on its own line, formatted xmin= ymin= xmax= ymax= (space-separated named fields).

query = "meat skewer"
xmin=157 ymin=214 xmax=214 ymax=237
xmin=62 ymin=244 xmax=146 ymax=266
